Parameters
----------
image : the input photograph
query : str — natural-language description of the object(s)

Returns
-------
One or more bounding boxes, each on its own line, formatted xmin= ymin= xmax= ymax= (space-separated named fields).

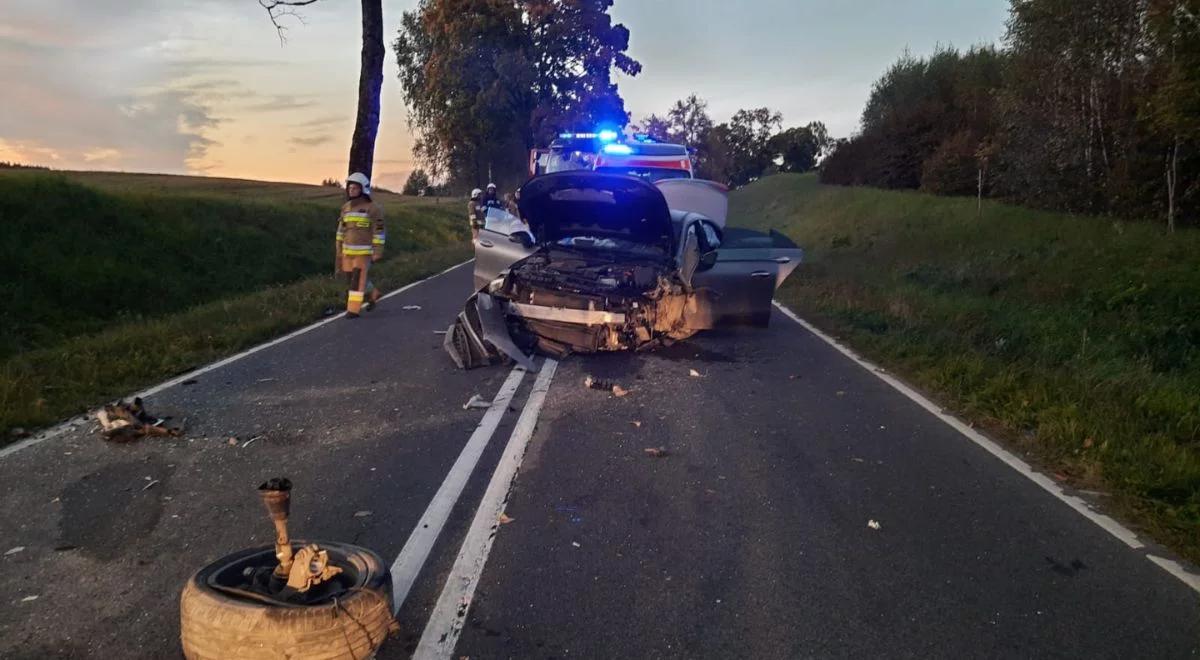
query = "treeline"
xmin=640 ymin=95 xmax=831 ymax=187
xmin=821 ymin=0 xmax=1200 ymax=230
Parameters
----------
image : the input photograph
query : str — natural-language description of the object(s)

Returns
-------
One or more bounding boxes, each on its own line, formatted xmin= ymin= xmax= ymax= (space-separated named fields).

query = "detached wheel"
xmin=180 ymin=541 xmax=395 ymax=660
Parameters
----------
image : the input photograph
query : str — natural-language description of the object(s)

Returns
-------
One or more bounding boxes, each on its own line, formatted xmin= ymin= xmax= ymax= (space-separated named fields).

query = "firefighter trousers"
xmin=340 ymin=255 xmax=380 ymax=315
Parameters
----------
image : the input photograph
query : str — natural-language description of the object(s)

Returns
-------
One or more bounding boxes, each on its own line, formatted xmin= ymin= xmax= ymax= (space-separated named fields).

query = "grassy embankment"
xmin=0 ymin=170 xmax=469 ymax=437
xmin=731 ymin=173 xmax=1200 ymax=563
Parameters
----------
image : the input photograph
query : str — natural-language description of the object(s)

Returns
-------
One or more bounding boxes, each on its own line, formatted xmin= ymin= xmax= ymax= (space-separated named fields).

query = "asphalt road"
xmin=1 ymin=261 xmax=1197 ymax=659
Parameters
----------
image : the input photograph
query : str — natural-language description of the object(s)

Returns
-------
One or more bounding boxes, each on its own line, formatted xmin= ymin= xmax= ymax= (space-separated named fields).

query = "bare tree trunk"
xmin=977 ymin=167 xmax=983 ymax=218
xmin=348 ymin=0 xmax=384 ymax=179
xmin=1167 ymin=136 xmax=1178 ymax=234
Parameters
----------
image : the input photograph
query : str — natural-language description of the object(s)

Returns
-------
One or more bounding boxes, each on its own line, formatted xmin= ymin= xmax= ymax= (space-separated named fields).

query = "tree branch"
xmin=258 ymin=0 xmax=321 ymax=45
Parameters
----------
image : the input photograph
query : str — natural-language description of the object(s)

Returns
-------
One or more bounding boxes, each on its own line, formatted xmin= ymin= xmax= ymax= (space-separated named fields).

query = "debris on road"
xmin=585 ymin=375 xmax=631 ymax=397
xmin=141 ymin=479 xmax=160 ymax=492
xmin=571 ymin=542 xmax=581 ymax=548
xmin=20 ymin=595 xmax=38 ymax=603
xmin=851 ymin=457 xmax=865 ymax=463
xmin=867 ymin=519 xmax=882 ymax=530
xmin=689 ymin=369 xmax=702 ymax=378
xmin=4 ymin=546 xmax=25 ymax=557
xmin=227 ymin=437 xmax=239 ymax=446
xmin=433 ymin=330 xmax=448 ymax=335
xmin=631 ymin=421 xmax=642 ymax=428
xmin=181 ymin=379 xmax=199 ymax=386
xmin=644 ymin=447 xmax=670 ymax=458
xmin=498 ymin=513 xmax=514 ymax=525
xmin=402 ymin=305 xmax=423 ymax=311
xmin=242 ymin=435 xmax=265 ymax=448
xmin=836 ymin=390 xmax=846 ymax=397
xmin=463 ymin=394 xmax=491 ymax=410
xmin=10 ymin=427 xmax=29 ymax=439
xmin=257 ymin=378 xmax=276 ymax=383
xmin=354 ymin=510 xmax=373 ymax=518
xmin=96 ymin=398 xmax=183 ymax=442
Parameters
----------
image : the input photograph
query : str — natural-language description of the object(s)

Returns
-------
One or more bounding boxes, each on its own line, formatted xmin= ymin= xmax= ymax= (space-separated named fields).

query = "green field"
xmin=0 ymin=170 xmax=468 ymax=438
xmin=730 ymin=174 xmax=1200 ymax=562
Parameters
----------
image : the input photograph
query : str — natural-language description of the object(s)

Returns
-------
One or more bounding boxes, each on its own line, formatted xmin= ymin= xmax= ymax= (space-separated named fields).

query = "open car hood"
xmin=518 ymin=172 xmax=674 ymax=253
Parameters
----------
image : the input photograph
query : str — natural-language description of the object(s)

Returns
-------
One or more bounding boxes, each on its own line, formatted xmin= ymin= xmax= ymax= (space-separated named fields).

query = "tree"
xmin=1143 ymin=0 xmax=1200 ymax=231
xmin=402 ymin=169 xmax=432 ymax=195
xmin=770 ymin=121 xmax=832 ymax=173
xmin=394 ymin=0 xmax=640 ymax=191
xmin=708 ymin=107 xmax=782 ymax=186
xmin=258 ymin=0 xmax=384 ymax=180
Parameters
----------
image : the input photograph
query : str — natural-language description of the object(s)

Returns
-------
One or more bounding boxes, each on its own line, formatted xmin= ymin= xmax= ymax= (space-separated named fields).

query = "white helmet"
xmin=346 ymin=172 xmax=371 ymax=196
xmin=486 ymin=182 xmax=497 ymax=191
xmin=470 ymin=188 xmax=483 ymax=198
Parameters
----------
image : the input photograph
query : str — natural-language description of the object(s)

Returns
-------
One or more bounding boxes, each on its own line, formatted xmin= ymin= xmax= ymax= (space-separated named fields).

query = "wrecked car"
xmin=444 ymin=171 xmax=802 ymax=370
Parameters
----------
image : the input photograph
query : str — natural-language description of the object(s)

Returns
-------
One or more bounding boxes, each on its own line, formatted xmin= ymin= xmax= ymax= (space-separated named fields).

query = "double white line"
xmin=388 ymin=359 xmax=559 ymax=660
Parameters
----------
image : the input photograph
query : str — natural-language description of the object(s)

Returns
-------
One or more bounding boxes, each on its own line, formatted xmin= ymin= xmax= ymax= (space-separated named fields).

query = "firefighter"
xmin=483 ymin=182 xmax=503 ymax=210
xmin=467 ymin=188 xmax=485 ymax=240
xmin=334 ymin=172 xmax=385 ymax=318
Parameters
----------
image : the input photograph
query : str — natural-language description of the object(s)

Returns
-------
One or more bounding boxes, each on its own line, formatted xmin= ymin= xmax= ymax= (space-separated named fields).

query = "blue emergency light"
xmin=597 ymin=129 xmax=619 ymax=143
xmin=602 ymin=143 xmax=633 ymax=155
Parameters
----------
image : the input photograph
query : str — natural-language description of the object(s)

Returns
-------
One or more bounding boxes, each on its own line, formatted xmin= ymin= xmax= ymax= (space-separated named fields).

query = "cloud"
xmin=295 ymin=114 xmax=346 ymax=129
xmin=290 ymin=135 xmax=334 ymax=147
xmin=243 ymin=95 xmax=320 ymax=112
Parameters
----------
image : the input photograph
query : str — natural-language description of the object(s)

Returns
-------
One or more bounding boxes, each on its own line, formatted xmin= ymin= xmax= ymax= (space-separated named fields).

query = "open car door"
xmin=686 ymin=228 xmax=802 ymax=328
xmin=473 ymin=207 xmax=536 ymax=290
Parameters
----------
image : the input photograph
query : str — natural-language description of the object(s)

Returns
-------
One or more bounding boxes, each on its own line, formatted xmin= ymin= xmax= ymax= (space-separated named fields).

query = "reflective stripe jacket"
xmin=336 ymin=199 xmax=385 ymax=257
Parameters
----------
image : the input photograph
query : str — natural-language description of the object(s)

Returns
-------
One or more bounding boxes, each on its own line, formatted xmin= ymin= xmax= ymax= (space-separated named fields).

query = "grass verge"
xmin=0 ymin=244 xmax=471 ymax=441
xmin=731 ymin=173 xmax=1200 ymax=564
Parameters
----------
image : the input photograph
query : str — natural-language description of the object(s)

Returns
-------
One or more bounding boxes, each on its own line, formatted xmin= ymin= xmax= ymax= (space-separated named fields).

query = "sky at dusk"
xmin=0 ymin=0 xmax=1010 ymax=189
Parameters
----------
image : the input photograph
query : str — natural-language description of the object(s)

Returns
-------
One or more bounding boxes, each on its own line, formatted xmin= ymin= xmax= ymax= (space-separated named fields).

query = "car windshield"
xmin=594 ymin=166 xmax=691 ymax=183
xmin=483 ymin=207 xmax=530 ymax=237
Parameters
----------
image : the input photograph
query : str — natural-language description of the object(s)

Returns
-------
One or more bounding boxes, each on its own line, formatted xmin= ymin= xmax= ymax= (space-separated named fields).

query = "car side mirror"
xmin=698 ymin=250 xmax=719 ymax=272
xmin=509 ymin=231 xmax=534 ymax=248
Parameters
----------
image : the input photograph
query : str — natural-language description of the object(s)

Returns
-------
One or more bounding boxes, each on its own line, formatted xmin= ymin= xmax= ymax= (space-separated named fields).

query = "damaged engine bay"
xmin=446 ymin=246 xmax=700 ymax=369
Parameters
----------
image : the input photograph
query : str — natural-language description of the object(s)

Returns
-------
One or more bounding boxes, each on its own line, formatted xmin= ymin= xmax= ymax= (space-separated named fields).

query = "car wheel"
xmin=179 ymin=541 xmax=395 ymax=660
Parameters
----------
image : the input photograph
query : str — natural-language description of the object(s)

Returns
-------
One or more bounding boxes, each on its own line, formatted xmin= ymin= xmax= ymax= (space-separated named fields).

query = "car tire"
xmin=179 ymin=541 xmax=395 ymax=660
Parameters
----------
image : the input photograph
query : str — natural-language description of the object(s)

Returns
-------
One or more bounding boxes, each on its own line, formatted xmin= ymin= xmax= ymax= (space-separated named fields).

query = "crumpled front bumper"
xmin=443 ymin=293 xmax=539 ymax=372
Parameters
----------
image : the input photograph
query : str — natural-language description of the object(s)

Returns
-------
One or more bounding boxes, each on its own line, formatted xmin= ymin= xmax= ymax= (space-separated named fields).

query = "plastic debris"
xmin=354 ymin=510 xmax=373 ymax=518
xmin=498 ymin=513 xmax=514 ymax=525
xmin=21 ymin=595 xmax=38 ymax=603
xmin=631 ymin=421 xmax=642 ymax=428
xmin=571 ymin=542 xmax=581 ymax=548
xmin=242 ymin=435 xmax=264 ymax=448
xmin=585 ymin=376 xmax=630 ymax=397
xmin=402 ymin=305 xmax=423 ymax=311
xmin=96 ymin=398 xmax=182 ymax=442
xmin=689 ymin=369 xmax=702 ymax=378
xmin=463 ymin=394 xmax=491 ymax=410
xmin=5 ymin=546 xmax=25 ymax=556
xmin=643 ymin=447 xmax=669 ymax=458
xmin=867 ymin=520 xmax=881 ymax=530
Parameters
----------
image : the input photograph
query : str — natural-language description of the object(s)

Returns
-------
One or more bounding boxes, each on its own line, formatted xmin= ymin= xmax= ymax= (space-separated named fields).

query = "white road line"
xmin=772 ymin=300 xmax=1200 ymax=595
xmin=390 ymin=365 xmax=529 ymax=613
xmin=0 ymin=258 xmax=474 ymax=460
xmin=413 ymin=359 xmax=558 ymax=660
